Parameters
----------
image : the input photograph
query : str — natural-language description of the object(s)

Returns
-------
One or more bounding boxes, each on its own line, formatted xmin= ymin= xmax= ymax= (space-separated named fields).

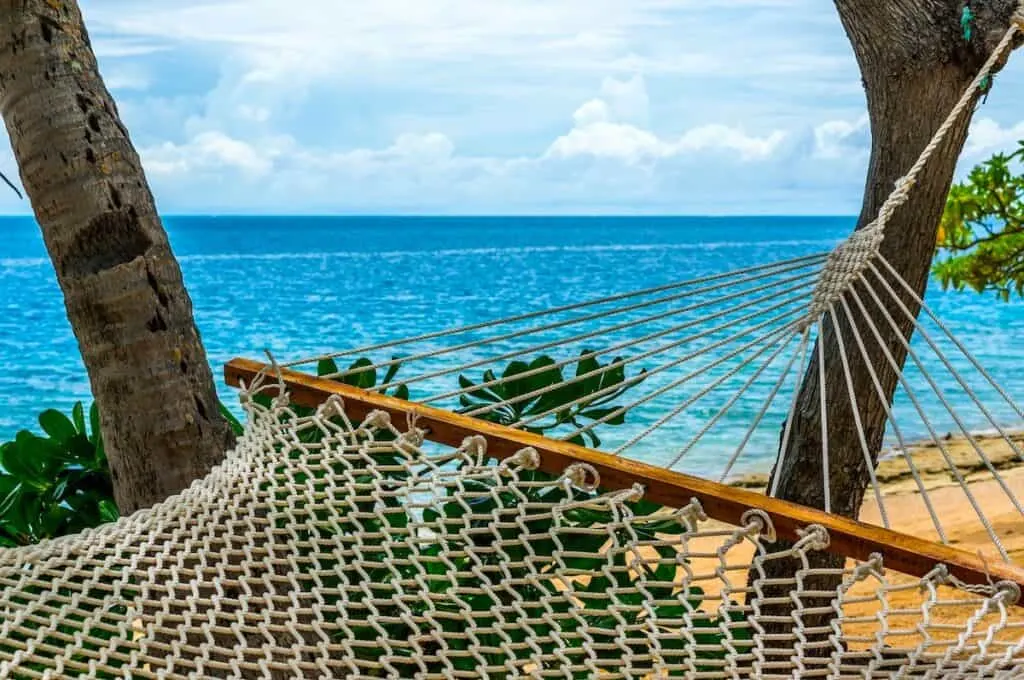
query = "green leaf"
xmin=98 ymin=500 xmax=119 ymax=523
xmin=71 ymin=402 xmax=87 ymax=435
xmin=316 ymin=358 xmax=340 ymax=377
xmin=89 ymin=402 xmax=101 ymax=444
xmin=382 ymin=357 xmax=404 ymax=385
xmin=526 ymin=355 xmax=563 ymax=392
xmin=575 ymin=351 xmax=602 ymax=396
xmin=342 ymin=357 xmax=377 ymax=389
xmin=458 ymin=374 xmax=501 ymax=403
xmin=5 ymin=432 xmax=54 ymax=488
xmin=218 ymin=402 xmax=244 ymax=437
xmin=39 ymin=409 xmax=77 ymax=444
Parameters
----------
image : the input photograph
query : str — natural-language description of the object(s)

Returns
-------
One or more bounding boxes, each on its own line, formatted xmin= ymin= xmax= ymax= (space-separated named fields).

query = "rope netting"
xmin=2 ymin=392 xmax=1022 ymax=679
xmin=1 ymin=6 xmax=1024 ymax=680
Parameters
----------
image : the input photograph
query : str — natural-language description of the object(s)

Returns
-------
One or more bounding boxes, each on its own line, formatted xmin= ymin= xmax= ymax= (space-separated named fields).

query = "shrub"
xmin=0 ymin=351 xmax=747 ymax=672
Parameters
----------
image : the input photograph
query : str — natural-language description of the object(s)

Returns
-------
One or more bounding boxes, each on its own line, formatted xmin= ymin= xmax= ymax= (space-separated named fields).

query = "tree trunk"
xmin=752 ymin=0 xmax=1024 ymax=661
xmin=0 ymin=0 xmax=235 ymax=514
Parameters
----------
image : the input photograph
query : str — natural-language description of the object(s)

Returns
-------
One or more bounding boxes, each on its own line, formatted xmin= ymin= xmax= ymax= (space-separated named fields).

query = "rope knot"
xmin=795 ymin=524 xmax=830 ymax=552
xmin=461 ymin=435 xmax=488 ymax=461
xmin=501 ymin=447 xmax=541 ymax=472
xmin=361 ymin=410 xmax=392 ymax=432
xmin=922 ymin=564 xmax=952 ymax=589
xmin=806 ymin=227 xmax=883 ymax=323
xmin=852 ymin=553 xmax=885 ymax=582
xmin=395 ymin=428 xmax=427 ymax=455
xmin=740 ymin=509 xmax=776 ymax=542
xmin=562 ymin=463 xmax=600 ymax=493
xmin=317 ymin=395 xmax=346 ymax=420
xmin=674 ymin=498 xmax=708 ymax=527
xmin=996 ymin=581 xmax=1022 ymax=606
xmin=608 ymin=483 xmax=645 ymax=506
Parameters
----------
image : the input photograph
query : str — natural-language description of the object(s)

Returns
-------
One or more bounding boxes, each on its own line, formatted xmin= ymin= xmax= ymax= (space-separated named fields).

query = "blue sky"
xmin=1 ymin=0 xmax=1023 ymax=215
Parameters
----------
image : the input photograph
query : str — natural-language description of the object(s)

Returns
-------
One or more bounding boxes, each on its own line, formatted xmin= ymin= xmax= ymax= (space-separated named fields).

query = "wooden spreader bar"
xmin=226 ymin=357 xmax=1024 ymax=594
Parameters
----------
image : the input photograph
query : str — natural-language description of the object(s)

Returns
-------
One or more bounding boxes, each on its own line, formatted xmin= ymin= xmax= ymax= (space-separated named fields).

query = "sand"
xmin=727 ymin=431 xmax=1024 ymax=560
xmin=699 ymin=432 xmax=1024 ymax=646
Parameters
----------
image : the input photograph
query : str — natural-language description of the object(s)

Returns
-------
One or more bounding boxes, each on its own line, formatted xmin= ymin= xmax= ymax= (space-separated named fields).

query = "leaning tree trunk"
xmin=754 ymin=0 xmax=1024 ymax=656
xmin=0 ymin=0 xmax=234 ymax=513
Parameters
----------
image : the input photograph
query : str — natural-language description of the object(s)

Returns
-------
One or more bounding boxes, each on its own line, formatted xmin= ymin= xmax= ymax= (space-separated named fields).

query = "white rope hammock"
xmin=3 ymin=8 xmax=1024 ymax=679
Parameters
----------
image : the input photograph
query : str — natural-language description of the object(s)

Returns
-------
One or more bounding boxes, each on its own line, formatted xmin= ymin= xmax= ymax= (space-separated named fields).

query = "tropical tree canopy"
xmin=935 ymin=140 xmax=1024 ymax=301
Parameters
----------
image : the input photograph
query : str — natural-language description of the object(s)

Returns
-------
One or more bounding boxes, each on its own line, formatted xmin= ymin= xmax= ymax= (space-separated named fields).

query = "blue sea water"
xmin=2 ymin=215 xmax=1023 ymax=477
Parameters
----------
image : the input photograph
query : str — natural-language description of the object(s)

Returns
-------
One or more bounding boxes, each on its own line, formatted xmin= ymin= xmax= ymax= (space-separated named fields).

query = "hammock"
xmin=3 ymin=10 xmax=1024 ymax=680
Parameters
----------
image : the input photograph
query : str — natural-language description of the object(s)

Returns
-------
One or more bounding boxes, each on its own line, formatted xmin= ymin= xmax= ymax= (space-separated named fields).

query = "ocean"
xmin=2 ymin=215 xmax=1023 ymax=478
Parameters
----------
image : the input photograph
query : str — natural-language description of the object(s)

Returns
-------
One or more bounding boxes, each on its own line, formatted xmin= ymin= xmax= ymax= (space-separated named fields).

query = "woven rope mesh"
xmin=2 ymin=389 xmax=1023 ymax=679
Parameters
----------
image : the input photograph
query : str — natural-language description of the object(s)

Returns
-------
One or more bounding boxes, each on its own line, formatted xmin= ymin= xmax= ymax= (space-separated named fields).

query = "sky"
xmin=1 ymin=0 xmax=1023 ymax=215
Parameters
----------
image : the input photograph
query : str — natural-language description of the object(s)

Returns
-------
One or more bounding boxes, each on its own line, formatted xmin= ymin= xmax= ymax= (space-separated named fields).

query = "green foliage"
xmin=0 ymin=402 xmax=116 ymax=546
xmin=1 ymin=350 xmax=747 ymax=669
xmin=456 ymin=350 xmax=646 ymax=448
xmin=312 ymin=462 xmax=748 ymax=676
xmin=934 ymin=140 xmax=1024 ymax=301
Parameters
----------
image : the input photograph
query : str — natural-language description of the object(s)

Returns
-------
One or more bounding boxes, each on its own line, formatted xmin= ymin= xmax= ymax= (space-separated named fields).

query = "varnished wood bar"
xmin=225 ymin=356 xmax=1024 ymax=594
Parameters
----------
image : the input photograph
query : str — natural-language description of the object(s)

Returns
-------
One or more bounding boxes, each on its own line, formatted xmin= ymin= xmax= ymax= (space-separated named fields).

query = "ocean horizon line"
xmin=0 ymin=212 xmax=861 ymax=220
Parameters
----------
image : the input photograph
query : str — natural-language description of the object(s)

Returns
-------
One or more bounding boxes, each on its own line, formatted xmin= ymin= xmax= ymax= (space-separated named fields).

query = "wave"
xmin=173 ymin=239 xmax=841 ymax=264
xmin=1 ymin=239 xmax=840 ymax=270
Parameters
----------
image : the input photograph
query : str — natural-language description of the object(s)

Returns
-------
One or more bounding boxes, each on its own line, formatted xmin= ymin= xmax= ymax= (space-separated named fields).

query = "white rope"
xmin=826 ymin=304 xmax=890 ymax=529
xmin=768 ymin=326 xmax=812 ymax=499
xmin=714 ymin=331 xmax=806 ymax=482
xmin=552 ymin=313 xmax=807 ymax=439
xmin=417 ymin=270 xmax=819 ymax=405
xmin=800 ymin=8 xmax=1022 ymax=326
xmin=285 ymin=252 xmax=828 ymax=369
xmin=470 ymin=292 xmax=809 ymax=424
xmin=844 ymin=281 xmax=1009 ymax=558
xmin=836 ymin=296 xmax=947 ymax=544
xmin=610 ymin=326 xmax=798 ymax=457
xmin=315 ymin=258 xmax=824 ymax=383
xmin=856 ymin=269 xmax=1024 ymax=521
xmin=869 ymin=11 xmax=1023 ymax=239
xmin=813 ymin=318 xmax=831 ymax=514
xmin=876 ymin=255 xmax=1024 ymax=420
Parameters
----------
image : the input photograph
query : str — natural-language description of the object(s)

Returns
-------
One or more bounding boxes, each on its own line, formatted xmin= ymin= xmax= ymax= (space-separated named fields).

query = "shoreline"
xmin=728 ymin=429 xmax=1024 ymax=495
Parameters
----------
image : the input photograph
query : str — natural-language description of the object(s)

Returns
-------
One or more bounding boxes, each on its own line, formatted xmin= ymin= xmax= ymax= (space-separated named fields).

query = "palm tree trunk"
xmin=0 ymin=0 xmax=235 ymax=514
xmin=752 ymin=0 xmax=1023 ymax=657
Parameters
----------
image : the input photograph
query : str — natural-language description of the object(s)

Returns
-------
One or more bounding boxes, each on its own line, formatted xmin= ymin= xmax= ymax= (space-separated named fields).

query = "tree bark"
xmin=753 ymin=0 xmax=1024 ymax=660
xmin=0 ymin=0 xmax=235 ymax=514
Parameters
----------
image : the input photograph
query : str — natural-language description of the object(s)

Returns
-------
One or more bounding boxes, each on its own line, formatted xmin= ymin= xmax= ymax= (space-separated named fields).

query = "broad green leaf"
xmin=344 ymin=357 xmax=377 ymax=390
xmin=39 ymin=409 xmax=77 ymax=444
xmin=316 ymin=357 xmax=340 ymax=377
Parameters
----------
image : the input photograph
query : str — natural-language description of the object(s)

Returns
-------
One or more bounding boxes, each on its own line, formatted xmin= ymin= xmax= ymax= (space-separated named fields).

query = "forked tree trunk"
xmin=756 ymin=0 xmax=1023 ymax=651
xmin=0 ymin=0 xmax=234 ymax=513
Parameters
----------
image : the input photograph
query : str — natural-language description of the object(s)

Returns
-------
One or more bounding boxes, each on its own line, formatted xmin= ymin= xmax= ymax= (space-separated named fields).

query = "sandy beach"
xmin=728 ymin=431 xmax=1024 ymax=560
xmin=713 ymin=431 xmax=1024 ymax=646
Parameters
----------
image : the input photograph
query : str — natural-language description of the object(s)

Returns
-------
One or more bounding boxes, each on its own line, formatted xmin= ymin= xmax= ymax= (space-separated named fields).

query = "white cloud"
xmin=133 ymin=76 xmax=854 ymax=215
xmin=144 ymin=131 xmax=283 ymax=178
xmin=0 ymin=0 xmax=1013 ymax=217
xmin=547 ymin=77 xmax=785 ymax=163
xmin=964 ymin=118 xmax=1024 ymax=159
xmin=812 ymin=115 xmax=869 ymax=159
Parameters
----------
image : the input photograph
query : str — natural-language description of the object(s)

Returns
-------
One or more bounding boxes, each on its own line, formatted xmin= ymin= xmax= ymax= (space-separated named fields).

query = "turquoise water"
xmin=2 ymin=216 xmax=1023 ymax=477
